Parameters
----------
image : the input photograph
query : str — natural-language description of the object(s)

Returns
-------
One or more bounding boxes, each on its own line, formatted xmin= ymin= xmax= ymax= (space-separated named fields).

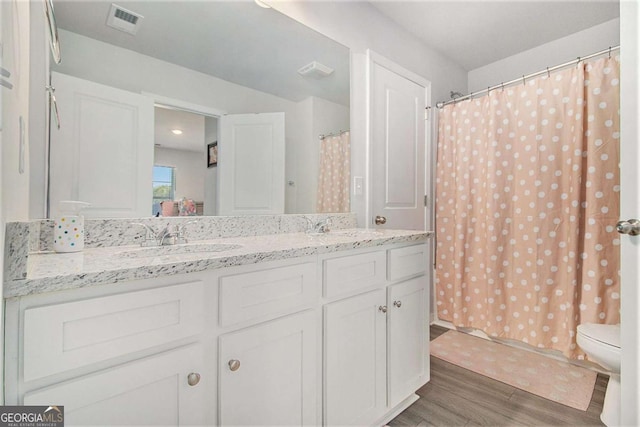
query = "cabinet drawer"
xmin=323 ymin=251 xmax=386 ymax=298
xmin=219 ymin=263 xmax=316 ymax=327
xmin=23 ymin=281 xmax=204 ymax=382
xmin=388 ymin=244 xmax=427 ymax=281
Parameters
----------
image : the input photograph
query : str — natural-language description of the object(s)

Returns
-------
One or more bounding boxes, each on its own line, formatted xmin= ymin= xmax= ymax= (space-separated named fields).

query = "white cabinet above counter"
xmin=5 ymin=229 xmax=432 ymax=426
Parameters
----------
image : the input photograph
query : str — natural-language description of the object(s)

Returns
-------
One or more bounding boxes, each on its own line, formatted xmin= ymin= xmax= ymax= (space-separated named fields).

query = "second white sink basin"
xmin=328 ymin=229 xmax=384 ymax=237
xmin=116 ymin=243 xmax=243 ymax=258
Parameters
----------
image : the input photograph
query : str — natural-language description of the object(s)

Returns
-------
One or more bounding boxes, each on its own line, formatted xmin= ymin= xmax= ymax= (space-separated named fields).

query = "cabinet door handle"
xmin=378 ymin=305 xmax=387 ymax=314
xmin=187 ymin=372 xmax=201 ymax=386
xmin=228 ymin=359 xmax=241 ymax=371
xmin=393 ymin=300 xmax=402 ymax=308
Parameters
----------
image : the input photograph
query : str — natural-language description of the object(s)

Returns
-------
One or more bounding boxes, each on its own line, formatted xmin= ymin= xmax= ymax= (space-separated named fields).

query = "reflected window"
xmin=152 ymin=165 xmax=175 ymax=216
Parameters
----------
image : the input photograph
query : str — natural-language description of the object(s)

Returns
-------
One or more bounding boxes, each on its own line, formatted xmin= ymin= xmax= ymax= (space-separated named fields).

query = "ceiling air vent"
xmin=106 ymin=4 xmax=143 ymax=35
xmin=297 ymin=61 xmax=334 ymax=79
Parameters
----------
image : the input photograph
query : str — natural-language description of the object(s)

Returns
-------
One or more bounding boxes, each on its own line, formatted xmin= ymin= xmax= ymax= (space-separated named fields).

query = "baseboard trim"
xmin=374 ymin=393 xmax=420 ymax=426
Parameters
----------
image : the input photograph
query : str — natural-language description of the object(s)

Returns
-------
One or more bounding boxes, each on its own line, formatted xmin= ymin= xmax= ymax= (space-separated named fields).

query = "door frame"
xmin=619 ymin=1 xmax=640 ymax=424
xmin=365 ymin=50 xmax=431 ymax=231
xmin=143 ymin=93 xmax=227 ymax=120
xmin=142 ymin=92 xmax=226 ymax=216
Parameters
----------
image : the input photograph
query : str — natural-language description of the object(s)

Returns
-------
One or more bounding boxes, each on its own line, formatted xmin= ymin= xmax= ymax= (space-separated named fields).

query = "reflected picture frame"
xmin=207 ymin=141 xmax=218 ymax=168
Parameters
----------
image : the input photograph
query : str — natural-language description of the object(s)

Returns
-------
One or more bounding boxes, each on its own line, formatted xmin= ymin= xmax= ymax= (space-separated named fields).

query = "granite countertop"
xmin=5 ymin=229 xmax=432 ymax=298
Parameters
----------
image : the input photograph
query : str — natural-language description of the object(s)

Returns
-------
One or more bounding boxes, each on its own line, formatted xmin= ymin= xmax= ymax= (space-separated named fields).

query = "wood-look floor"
xmin=389 ymin=325 xmax=607 ymax=427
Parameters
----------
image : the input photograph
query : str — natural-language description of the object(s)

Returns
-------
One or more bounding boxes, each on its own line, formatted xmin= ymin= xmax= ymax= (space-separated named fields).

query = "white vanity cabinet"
xmin=323 ymin=243 xmax=429 ymax=426
xmin=5 ymin=278 xmax=212 ymax=426
xmin=219 ymin=310 xmax=317 ymax=426
xmin=216 ymin=261 xmax=318 ymax=426
xmin=5 ymin=240 xmax=430 ymax=426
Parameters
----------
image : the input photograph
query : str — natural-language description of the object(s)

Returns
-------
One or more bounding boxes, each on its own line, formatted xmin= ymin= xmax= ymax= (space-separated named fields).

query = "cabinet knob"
xmin=393 ymin=300 xmax=402 ymax=308
xmin=187 ymin=372 xmax=201 ymax=386
xmin=378 ymin=305 xmax=388 ymax=314
xmin=228 ymin=359 xmax=241 ymax=371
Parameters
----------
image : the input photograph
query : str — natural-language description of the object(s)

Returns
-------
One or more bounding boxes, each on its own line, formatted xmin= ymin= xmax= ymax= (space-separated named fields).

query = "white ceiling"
xmin=370 ymin=0 xmax=620 ymax=71
xmin=154 ymin=107 xmax=208 ymax=153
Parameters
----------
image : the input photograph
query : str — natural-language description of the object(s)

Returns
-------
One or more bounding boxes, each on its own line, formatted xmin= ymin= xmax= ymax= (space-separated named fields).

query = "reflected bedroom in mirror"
xmin=47 ymin=1 xmax=350 ymax=219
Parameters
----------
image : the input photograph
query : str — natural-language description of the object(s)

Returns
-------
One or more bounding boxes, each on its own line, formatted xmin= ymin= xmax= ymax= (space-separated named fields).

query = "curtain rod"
xmin=437 ymin=45 xmax=620 ymax=108
xmin=319 ymin=129 xmax=349 ymax=140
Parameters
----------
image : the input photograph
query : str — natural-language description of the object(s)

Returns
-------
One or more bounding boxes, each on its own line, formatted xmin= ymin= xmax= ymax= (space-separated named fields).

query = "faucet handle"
xmin=131 ymin=223 xmax=157 ymax=246
xmin=318 ymin=218 xmax=331 ymax=233
xmin=175 ymin=220 xmax=198 ymax=243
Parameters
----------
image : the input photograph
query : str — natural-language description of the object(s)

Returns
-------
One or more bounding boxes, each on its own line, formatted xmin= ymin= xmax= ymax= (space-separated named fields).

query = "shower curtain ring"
xmin=501 ymin=82 xmax=505 ymax=91
xmin=522 ymin=75 xmax=526 ymax=86
xmin=546 ymin=67 xmax=550 ymax=78
xmin=576 ymin=56 xmax=581 ymax=68
xmin=608 ymin=46 xmax=612 ymax=58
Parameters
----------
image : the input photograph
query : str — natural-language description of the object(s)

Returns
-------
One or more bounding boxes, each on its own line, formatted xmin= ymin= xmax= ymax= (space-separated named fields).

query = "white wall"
xmin=154 ymin=147 xmax=206 ymax=203
xmin=468 ymin=18 xmax=620 ymax=92
xmin=2 ymin=0 xmax=30 ymax=222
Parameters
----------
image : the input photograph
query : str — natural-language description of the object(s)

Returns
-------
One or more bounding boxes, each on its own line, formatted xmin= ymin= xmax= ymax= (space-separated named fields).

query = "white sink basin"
xmin=310 ymin=229 xmax=384 ymax=237
xmin=116 ymin=243 xmax=242 ymax=258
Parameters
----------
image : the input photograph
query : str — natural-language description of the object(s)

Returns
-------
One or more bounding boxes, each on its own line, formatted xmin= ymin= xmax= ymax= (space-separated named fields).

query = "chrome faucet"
xmin=304 ymin=217 xmax=332 ymax=234
xmin=132 ymin=221 xmax=197 ymax=246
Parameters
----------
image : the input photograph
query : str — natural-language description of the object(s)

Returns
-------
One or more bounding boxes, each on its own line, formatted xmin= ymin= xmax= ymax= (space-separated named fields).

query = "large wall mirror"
xmin=49 ymin=1 xmax=350 ymax=218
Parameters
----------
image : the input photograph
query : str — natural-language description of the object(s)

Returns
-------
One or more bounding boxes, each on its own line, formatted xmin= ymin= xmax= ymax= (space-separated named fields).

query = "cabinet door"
xmin=388 ymin=276 xmax=428 ymax=407
xmin=219 ymin=310 xmax=317 ymax=425
xmin=324 ymin=289 xmax=387 ymax=425
xmin=23 ymin=344 xmax=205 ymax=426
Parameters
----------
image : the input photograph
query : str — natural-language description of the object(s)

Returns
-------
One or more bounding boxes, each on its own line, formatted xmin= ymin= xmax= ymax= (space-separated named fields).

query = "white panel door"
xmin=24 ymin=344 xmax=205 ymax=426
xmin=50 ymin=72 xmax=154 ymax=218
xmin=387 ymin=276 xmax=428 ymax=407
xmin=620 ymin=2 xmax=640 ymax=424
xmin=369 ymin=52 xmax=429 ymax=230
xmin=219 ymin=310 xmax=317 ymax=426
xmin=218 ymin=113 xmax=285 ymax=215
xmin=324 ymin=289 xmax=387 ymax=425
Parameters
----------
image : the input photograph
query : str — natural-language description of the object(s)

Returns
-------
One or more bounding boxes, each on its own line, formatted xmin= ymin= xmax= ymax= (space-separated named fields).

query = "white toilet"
xmin=576 ymin=323 xmax=620 ymax=427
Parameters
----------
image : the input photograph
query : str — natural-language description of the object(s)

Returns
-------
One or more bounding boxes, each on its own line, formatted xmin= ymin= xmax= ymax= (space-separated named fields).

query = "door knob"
xmin=616 ymin=219 xmax=640 ymax=236
xmin=393 ymin=300 xmax=402 ymax=308
xmin=379 ymin=305 xmax=388 ymax=314
xmin=187 ymin=372 xmax=201 ymax=386
xmin=375 ymin=216 xmax=387 ymax=225
xmin=228 ymin=359 xmax=241 ymax=371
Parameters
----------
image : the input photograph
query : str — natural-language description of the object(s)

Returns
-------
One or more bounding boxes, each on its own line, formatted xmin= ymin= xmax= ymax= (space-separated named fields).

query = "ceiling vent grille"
xmin=106 ymin=4 xmax=143 ymax=35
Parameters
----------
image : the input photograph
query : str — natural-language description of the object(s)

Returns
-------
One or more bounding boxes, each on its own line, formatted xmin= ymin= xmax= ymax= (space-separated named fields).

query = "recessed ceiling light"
xmin=254 ymin=0 xmax=271 ymax=8
xmin=171 ymin=129 xmax=183 ymax=135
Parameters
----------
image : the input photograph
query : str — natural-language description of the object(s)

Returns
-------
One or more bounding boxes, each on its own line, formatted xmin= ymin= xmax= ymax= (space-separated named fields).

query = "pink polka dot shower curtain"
xmin=435 ymin=57 xmax=620 ymax=359
xmin=317 ymin=132 xmax=351 ymax=213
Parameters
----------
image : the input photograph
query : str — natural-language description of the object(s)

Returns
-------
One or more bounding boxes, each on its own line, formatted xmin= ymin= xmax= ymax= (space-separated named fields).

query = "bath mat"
xmin=431 ymin=330 xmax=597 ymax=410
